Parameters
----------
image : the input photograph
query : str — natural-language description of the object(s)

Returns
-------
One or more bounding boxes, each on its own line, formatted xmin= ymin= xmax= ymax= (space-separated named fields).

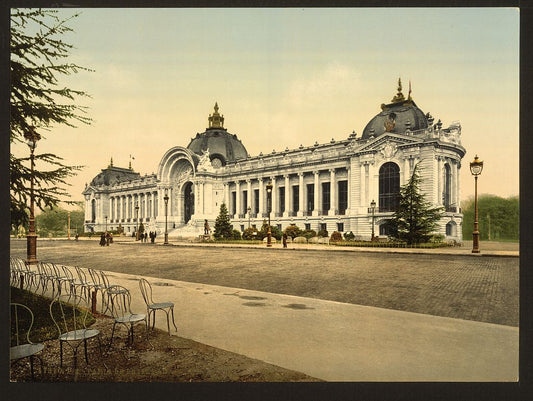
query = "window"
xmin=307 ymin=184 xmax=314 ymax=212
xmin=379 ymin=220 xmax=395 ymax=236
xmin=279 ymin=187 xmax=285 ymax=213
xmin=254 ymin=189 xmax=259 ymax=214
xmin=277 ymin=224 xmax=282 ymax=231
xmin=242 ymin=190 xmax=248 ymax=214
xmin=305 ymin=223 xmax=311 ymax=230
xmin=338 ymin=180 xmax=348 ymax=213
xmin=443 ymin=164 xmax=452 ymax=210
xmin=319 ymin=223 xmax=327 ymax=232
xmin=293 ymin=185 xmax=299 ymax=212
xmin=446 ymin=221 xmax=456 ymax=236
xmin=91 ymin=199 xmax=96 ymax=223
xmin=322 ymin=182 xmax=330 ymax=212
xmin=379 ymin=162 xmax=400 ymax=212
xmin=337 ymin=222 xmax=344 ymax=232
xmin=240 ymin=225 xmax=245 ymax=232
xmin=231 ymin=192 xmax=236 ymax=215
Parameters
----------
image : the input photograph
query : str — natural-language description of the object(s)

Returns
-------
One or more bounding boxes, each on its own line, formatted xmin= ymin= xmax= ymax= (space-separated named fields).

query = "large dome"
xmin=186 ymin=103 xmax=248 ymax=165
xmin=361 ymin=79 xmax=429 ymax=139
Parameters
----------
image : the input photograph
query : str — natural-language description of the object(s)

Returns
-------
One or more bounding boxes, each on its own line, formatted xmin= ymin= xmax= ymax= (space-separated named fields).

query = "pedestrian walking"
xmin=99 ymin=232 xmax=106 ymax=246
xmin=105 ymin=231 xmax=111 ymax=246
xmin=204 ymin=219 xmax=210 ymax=235
xmin=282 ymin=233 xmax=288 ymax=248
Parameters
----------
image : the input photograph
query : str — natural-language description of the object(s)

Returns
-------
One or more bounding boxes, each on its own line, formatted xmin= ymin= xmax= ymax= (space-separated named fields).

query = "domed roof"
xmin=89 ymin=164 xmax=140 ymax=187
xmin=361 ymin=79 xmax=429 ymax=139
xmin=186 ymin=103 xmax=248 ymax=165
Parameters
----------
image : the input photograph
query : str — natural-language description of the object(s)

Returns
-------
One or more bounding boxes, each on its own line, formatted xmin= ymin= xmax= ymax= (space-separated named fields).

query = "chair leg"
xmin=84 ymin=339 xmax=89 ymax=364
xmin=171 ymin=307 xmax=178 ymax=331
xmin=30 ymin=355 xmax=35 ymax=380
xmin=60 ymin=341 xmax=64 ymax=368
xmin=108 ymin=322 xmax=117 ymax=351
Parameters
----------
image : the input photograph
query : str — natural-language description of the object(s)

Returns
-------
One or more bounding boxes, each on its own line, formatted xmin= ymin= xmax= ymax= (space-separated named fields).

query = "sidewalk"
xmin=110 ymin=237 xmax=520 ymax=258
xmin=99 ymin=268 xmax=518 ymax=382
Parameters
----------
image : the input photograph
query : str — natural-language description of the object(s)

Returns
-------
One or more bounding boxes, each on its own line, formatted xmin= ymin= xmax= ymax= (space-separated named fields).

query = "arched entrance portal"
xmin=183 ymin=182 xmax=194 ymax=224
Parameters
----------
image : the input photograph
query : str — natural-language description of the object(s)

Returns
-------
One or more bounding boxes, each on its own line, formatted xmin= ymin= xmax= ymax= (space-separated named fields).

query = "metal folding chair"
xmin=138 ymin=278 xmax=178 ymax=335
xmin=107 ymin=285 xmax=148 ymax=350
xmin=10 ymin=303 xmax=45 ymax=380
xmin=49 ymin=293 xmax=102 ymax=369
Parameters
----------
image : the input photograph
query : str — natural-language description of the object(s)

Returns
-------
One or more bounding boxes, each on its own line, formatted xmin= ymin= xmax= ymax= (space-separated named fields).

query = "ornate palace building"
xmin=83 ymin=80 xmax=466 ymax=241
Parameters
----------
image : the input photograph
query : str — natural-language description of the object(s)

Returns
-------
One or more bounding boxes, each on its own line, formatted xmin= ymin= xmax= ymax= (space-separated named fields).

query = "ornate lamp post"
xmin=470 ymin=155 xmax=484 ymax=253
xmin=266 ymin=182 xmax=273 ymax=247
xmin=164 ymin=189 xmax=169 ymax=245
xmin=135 ymin=202 xmax=139 ymax=240
xmin=369 ymin=199 xmax=376 ymax=241
xmin=104 ymin=215 xmax=108 ymax=232
xmin=24 ymin=126 xmax=41 ymax=265
xmin=247 ymin=206 xmax=251 ymax=228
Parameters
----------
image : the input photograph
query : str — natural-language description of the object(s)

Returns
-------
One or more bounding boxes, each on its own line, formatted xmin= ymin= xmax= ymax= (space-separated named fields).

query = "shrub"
xmin=284 ymin=224 xmax=302 ymax=239
xmin=232 ymin=229 xmax=242 ymax=240
xmin=317 ymin=229 xmax=328 ymax=238
xmin=301 ymin=229 xmax=317 ymax=240
xmin=330 ymin=231 xmax=343 ymax=242
xmin=343 ymin=231 xmax=355 ymax=241
xmin=242 ymin=227 xmax=258 ymax=240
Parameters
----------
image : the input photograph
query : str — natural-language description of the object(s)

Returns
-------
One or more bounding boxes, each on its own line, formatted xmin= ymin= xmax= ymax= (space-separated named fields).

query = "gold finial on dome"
xmin=208 ymin=102 xmax=224 ymax=128
xmin=391 ymin=78 xmax=406 ymax=103
xmin=109 ymin=157 xmax=113 ymax=167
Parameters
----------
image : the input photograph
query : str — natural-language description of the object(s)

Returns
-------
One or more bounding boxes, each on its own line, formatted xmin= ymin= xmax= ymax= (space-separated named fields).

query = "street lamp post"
xmin=470 ymin=155 xmax=484 ymax=253
xmin=266 ymin=182 xmax=273 ymax=247
xmin=135 ymin=202 xmax=139 ymax=240
xmin=105 ymin=215 xmax=108 ymax=232
xmin=24 ymin=126 xmax=41 ymax=265
xmin=369 ymin=199 xmax=376 ymax=241
xmin=68 ymin=211 xmax=71 ymax=240
xmin=247 ymin=206 xmax=251 ymax=228
xmin=164 ymin=189 xmax=169 ymax=245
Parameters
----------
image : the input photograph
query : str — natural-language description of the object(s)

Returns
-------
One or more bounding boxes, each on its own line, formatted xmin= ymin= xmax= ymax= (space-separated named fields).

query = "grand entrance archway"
xmin=183 ymin=182 xmax=194 ymax=223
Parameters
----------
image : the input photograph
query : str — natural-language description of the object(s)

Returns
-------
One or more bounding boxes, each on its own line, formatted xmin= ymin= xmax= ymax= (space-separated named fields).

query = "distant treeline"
xmin=461 ymin=195 xmax=519 ymax=241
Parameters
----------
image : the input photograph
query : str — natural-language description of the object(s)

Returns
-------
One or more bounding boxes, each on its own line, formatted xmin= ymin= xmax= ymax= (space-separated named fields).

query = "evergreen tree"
xmin=10 ymin=9 xmax=92 ymax=228
xmin=390 ymin=162 xmax=443 ymax=244
xmin=214 ymin=203 xmax=233 ymax=240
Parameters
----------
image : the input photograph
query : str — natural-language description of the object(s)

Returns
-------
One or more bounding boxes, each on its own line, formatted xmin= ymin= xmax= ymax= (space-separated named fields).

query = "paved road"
xmin=10 ymin=238 xmax=519 ymax=326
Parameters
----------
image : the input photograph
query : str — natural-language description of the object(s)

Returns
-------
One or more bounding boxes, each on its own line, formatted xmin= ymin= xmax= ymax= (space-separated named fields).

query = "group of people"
xmin=134 ymin=231 xmax=158 ymax=243
xmin=99 ymin=231 xmax=113 ymax=246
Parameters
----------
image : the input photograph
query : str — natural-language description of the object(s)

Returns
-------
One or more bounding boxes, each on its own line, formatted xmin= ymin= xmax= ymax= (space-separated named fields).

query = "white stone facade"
xmin=83 ymin=85 xmax=465 ymax=242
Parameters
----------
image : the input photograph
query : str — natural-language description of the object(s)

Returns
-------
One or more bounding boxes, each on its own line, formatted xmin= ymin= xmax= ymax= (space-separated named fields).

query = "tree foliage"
xmin=461 ymin=195 xmax=519 ymax=240
xmin=389 ymin=163 xmax=443 ymax=244
xmin=10 ymin=9 xmax=92 ymax=228
xmin=34 ymin=204 xmax=84 ymax=237
xmin=213 ymin=203 xmax=233 ymax=240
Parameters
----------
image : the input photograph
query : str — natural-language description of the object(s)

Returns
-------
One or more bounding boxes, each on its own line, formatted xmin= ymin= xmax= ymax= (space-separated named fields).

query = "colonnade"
xmin=223 ymin=169 xmax=349 ymax=220
xmin=108 ymin=191 xmax=158 ymax=223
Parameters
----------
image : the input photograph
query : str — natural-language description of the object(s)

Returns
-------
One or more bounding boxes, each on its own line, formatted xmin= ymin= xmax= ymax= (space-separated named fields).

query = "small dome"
xmin=186 ymin=103 xmax=248 ymax=165
xmin=361 ymin=79 xmax=428 ymax=139
xmin=89 ymin=166 xmax=139 ymax=187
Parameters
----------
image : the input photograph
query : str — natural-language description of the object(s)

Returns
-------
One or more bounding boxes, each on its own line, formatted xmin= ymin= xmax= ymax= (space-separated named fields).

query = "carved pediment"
xmin=356 ymin=133 xmax=421 ymax=154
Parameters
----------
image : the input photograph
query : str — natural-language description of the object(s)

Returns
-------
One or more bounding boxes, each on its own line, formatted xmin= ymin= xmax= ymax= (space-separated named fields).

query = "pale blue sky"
xmin=12 ymin=7 xmax=519 ymax=204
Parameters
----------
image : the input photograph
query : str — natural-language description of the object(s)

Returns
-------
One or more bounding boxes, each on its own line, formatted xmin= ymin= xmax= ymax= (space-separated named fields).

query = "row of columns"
xmin=108 ymin=191 xmax=158 ymax=222
xmin=224 ymin=169 xmax=347 ymax=219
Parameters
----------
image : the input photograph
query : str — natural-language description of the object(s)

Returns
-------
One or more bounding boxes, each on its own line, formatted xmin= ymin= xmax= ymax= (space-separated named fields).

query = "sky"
xmin=11 ymin=7 xmax=520 ymax=207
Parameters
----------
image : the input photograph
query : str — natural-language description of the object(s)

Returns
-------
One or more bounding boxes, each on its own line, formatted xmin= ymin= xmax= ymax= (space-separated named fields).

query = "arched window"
xmin=379 ymin=162 xmax=400 ymax=212
xmin=91 ymin=199 xmax=96 ymax=223
xmin=443 ymin=163 xmax=452 ymax=210
xmin=379 ymin=220 xmax=396 ymax=237
xmin=446 ymin=221 xmax=457 ymax=236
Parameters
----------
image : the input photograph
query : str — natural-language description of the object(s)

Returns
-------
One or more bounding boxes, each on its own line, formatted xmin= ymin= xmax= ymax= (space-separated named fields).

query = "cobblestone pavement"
xmin=10 ymin=239 xmax=519 ymax=327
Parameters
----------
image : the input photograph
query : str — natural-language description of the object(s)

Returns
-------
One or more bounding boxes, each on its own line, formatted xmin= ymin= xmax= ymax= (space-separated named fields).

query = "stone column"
xmin=298 ymin=172 xmax=304 ymax=217
xmin=235 ymin=181 xmax=241 ymax=217
xmin=224 ymin=182 xmax=230 ymax=209
xmin=258 ymin=178 xmax=264 ymax=216
xmin=453 ymin=160 xmax=459 ymax=210
xmin=270 ymin=177 xmax=277 ymax=216
xmin=247 ymin=179 xmax=252 ymax=216
xmin=360 ymin=162 xmax=366 ymax=208
xmin=329 ymin=169 xmax=336 ymax=215
xmin=313 ymin=171 xmax=319 ymax=216
xmin=284 ymin=174 xmax=290 ymax=217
